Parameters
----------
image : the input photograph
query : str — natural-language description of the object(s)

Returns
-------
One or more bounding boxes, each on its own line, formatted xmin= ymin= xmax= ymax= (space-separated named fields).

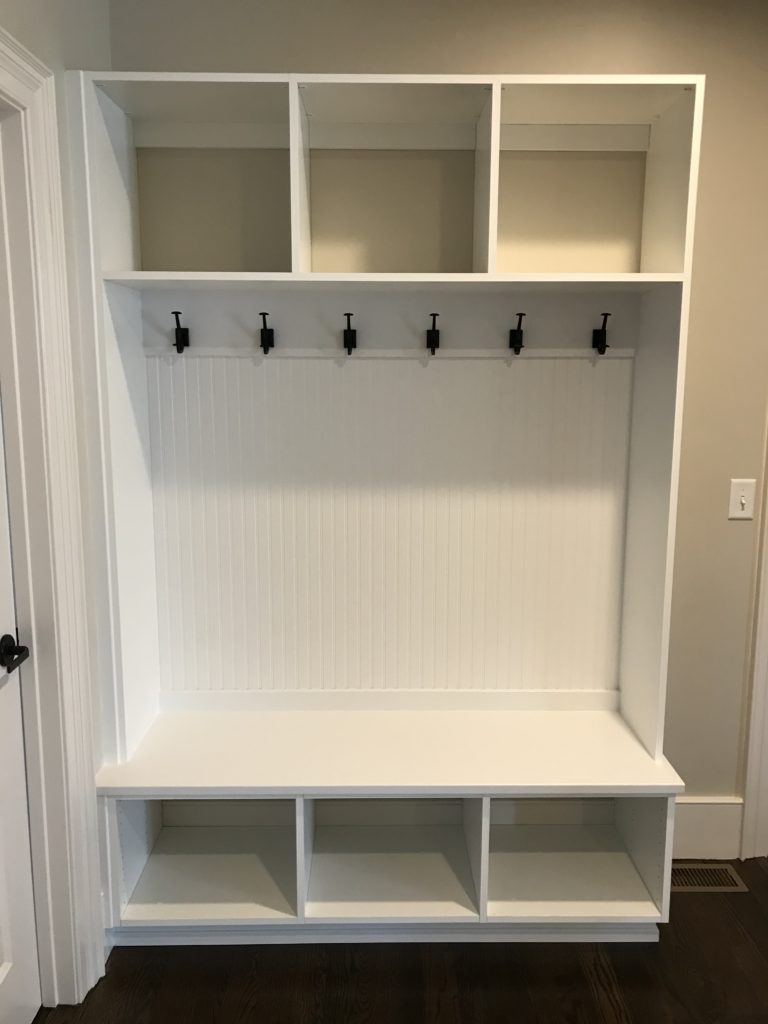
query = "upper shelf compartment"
xmin=292 ymin=80 xmax=497 ymax=273
xmin=90 ymin=77 xmax=292 ymax=273
xmin=496 ymin=83 xmax=697 ymax=274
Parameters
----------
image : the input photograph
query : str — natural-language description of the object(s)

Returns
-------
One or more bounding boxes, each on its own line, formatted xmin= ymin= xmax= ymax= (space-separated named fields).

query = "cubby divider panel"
xmin=304 ymin=798 xmax=485 ymax=922
xmin=117 ymin=798 xmax=299 ymax=925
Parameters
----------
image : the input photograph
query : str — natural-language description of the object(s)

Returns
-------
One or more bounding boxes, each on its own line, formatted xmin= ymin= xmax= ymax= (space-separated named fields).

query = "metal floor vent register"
xmin=671 ymin=862 xmax=748 ymax=893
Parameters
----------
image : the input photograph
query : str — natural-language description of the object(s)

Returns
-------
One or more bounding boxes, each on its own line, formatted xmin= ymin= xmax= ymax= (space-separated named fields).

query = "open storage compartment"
xmin=89 ymin=78 xmax=292 ymax=272
xmin=294 ymin=81 xmax=496 ymax=272
xmin=496 ymin=83 xmax=696 ymax=273
xmin=302 ymin=799 xmax=484 ymax=922
xmin=114 ymin=799 xmax=298 ymax=926
xmin=487 ymin=797 xmax=672 ymax=922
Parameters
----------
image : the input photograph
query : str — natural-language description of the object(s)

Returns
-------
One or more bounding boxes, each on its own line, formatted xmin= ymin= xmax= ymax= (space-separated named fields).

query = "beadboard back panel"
xmin=147 ymin=354 xmax=632 ymax=694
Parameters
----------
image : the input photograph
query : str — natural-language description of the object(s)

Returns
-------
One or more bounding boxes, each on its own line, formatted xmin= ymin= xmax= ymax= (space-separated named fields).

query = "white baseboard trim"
xmin=108 ymin=923 xmax=660 ymax=945
xmin=674 ymin=795 xmax=744 ymax=859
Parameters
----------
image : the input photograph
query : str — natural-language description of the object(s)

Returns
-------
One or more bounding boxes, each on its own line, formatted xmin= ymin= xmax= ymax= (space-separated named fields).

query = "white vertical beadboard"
xmin=148 ymin=355 xmax=632 ymax=693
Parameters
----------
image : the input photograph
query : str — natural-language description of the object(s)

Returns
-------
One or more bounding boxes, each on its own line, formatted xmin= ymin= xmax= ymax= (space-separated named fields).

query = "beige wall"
xmin=107 ymin=0 xmax=768 ymax=797
xmin=0 ymin=0 xmax=110 ymax=72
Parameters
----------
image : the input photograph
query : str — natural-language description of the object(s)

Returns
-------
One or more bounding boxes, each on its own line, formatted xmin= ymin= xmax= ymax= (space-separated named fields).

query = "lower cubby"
xmin=106 ymin=791 xmax=674 ymax=938
xmin=303 ymin=799 xmax=483 ymax=923
xmin=487 ymin=797 xmax=670 ymax=923
xmin=116 ymin=799 xmax=298 ymax=926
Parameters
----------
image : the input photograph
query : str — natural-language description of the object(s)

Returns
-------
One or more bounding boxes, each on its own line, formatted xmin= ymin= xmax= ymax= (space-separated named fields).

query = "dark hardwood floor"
xmin=35 ymin=858 xmax=768 ymax=1024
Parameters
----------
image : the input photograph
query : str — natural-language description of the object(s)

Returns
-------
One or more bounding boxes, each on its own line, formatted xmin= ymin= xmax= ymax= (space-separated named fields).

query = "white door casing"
xmin=0 ymin=26 xmax=104 ymax=1006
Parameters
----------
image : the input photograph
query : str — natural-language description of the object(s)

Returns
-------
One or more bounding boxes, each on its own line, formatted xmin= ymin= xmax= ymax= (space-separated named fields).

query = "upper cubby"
xmin=89 ymin=76 xmax=292 ymax=272
xmin=291 ymin=80 xmax=497 ymax=273
xmin=496 ymin=82 xmax=696 ymax=274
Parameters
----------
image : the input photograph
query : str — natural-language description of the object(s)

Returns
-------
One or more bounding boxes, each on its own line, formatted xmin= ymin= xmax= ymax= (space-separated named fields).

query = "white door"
xmin=0 ymin=101 xmax=41 ymax=1023
xmin=0 ymin=406 xmax=38 ymax=1023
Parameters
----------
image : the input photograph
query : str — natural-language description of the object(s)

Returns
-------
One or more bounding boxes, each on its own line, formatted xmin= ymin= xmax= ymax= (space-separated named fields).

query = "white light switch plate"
xmin=729 ymin=478 xmax=756 ymax=520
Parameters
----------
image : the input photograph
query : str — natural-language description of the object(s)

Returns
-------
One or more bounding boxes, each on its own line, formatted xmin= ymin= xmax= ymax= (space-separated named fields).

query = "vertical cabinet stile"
xmin=473 ymin=83 xmax=501 ymax=273
xmin=296 ymin=796 xmax=315 ymax=921
xmin=289 ymin=80 xmax=312 ymax=272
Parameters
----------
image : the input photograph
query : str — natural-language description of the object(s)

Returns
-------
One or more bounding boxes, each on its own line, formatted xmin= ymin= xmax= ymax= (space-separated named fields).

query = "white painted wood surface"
xmin=103 ymin=271 xmax=684 ymax=290
xmin=290 ymin=82 xmax=312 ymax=272
xmin=640 ymin=91 xmax=696 ymax=272
xmin=90 ymin=87 xmax=140 ymax=272
xmin=106 ymin=921 xmax=662 ymax=944
xmin=0 ymin=679 xmax=40 ymax=1020
xmin=95 ymin=709 xmax=683 ymax=796
xmin=487 ymin=824 xmax=659 ymax=921
xmin=615 ymin=796 xmax=673 ymax=920
xmin=103 ymin=287 xmax=161 ymax=757
xmin=147 ymin=350 xmax=632 ymax=697
xmin=619 ymin=286 xmax=681 ymax=756
xmin=122 ymin=826 xmax=297 ymax=924
xmin=67 ymin=73 xmax=706 ymax=947
xmin=472 ymin=86 xmax=499 ymax=272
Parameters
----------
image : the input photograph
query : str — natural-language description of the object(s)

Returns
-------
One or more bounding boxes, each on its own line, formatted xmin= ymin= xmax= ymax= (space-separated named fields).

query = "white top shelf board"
xmin=94 ymin=78 xmax=290 ymax=126
xmin=500 ymin=83 xmax=694 ymax=126
xmin=102 ymin=271 xmax=684 ymax=293
xmin=96 ymin=709 xmax=683 ymax=798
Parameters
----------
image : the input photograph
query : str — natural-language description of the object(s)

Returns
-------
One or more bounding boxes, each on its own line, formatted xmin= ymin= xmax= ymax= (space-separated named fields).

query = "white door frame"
xmin=0 ymin=27 xmax=103 ymax=1005
xmin=742 ymin=455 xmax=768 ymax=858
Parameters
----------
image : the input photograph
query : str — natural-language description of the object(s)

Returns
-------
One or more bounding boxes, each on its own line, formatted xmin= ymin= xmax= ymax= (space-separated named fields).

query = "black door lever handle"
xmin=0 ymin=633 xmax=29 ymax=673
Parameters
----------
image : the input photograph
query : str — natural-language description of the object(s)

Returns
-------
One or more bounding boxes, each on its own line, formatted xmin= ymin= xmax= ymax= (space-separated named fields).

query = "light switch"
xmin=729 ymin=478 xmax=756 ymax=520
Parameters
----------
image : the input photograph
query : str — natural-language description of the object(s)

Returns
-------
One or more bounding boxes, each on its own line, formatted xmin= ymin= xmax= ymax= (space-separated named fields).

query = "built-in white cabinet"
xmin=67 ymin=72 xmax=704 ymax=946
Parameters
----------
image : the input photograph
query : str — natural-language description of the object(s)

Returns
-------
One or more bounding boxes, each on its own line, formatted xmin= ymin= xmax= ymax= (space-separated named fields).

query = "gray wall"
xmin=105 ymin=0 xmax=768 ymax=798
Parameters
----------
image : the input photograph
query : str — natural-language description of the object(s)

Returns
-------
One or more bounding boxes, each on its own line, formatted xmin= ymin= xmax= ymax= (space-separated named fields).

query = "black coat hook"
xmin=259 ymin=312 xmax=275 ymax=355
xmin=172 ymin=311 xmax=189 ymax=354
xmin=592 ymin=313 xmax=611 ymax=356
xmin=509 ymin=312 xmax=526 ymax=355
xmin=427 ymin=313 xmax=440 ymax=356
xmin=343 ymin=313 xmax=356 ymax=355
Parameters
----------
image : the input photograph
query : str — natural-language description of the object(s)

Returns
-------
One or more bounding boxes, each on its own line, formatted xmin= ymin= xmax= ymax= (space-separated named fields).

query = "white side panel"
xmin=619 ymin=286 xmax=682 ymax=756
xmin=614 ymin=796 xmax=671 ymax=919
xmin=289 ymin=84 xmax=311 ymax=272
xmin=116 ymin=800 xmax=161 ymax=907
xmin=640 ymin=91 xmax=695 ymax=273
xmin=472 ymin=85 xmax=499 ymax=272
xmin=104 ymin=286 xmax=161 ymax=754
xmin=92 ymin=87 xmax=140 ymax=272
xmin=147 ymin=350 xmax=632 ymax=694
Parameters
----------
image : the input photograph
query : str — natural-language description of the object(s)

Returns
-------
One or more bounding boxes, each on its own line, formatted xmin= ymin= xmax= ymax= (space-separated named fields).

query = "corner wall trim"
xmin=674 ymin=796 xmax=744 ymax=860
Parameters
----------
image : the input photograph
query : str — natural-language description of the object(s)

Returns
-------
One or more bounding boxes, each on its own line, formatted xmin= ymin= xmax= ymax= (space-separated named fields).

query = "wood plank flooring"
xmin=35 ymin=858 xmax=768 ymax=1024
